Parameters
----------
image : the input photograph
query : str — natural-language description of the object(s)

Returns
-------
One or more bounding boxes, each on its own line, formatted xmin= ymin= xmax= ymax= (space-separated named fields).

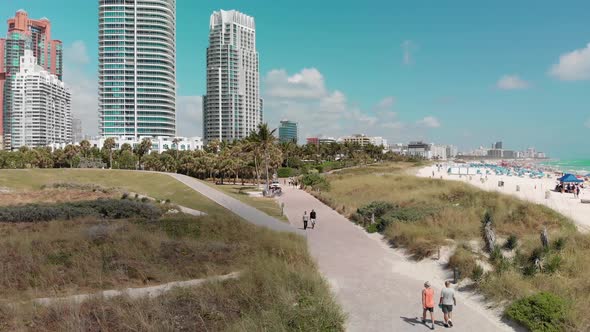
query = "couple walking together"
xmin=422 ymin=280 xmax=457 ymax=329
xmin=302 ymin=209 xmax=317 ymax=230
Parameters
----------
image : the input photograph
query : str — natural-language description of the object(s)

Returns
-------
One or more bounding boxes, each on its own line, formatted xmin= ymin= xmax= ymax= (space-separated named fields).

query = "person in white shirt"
xmin=439 ymin=280 xmax=457 ymax=328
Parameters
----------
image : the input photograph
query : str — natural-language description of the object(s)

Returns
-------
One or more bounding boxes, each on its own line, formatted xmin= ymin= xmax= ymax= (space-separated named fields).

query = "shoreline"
xmin=416 ymin=164 xmax=590 ymax=231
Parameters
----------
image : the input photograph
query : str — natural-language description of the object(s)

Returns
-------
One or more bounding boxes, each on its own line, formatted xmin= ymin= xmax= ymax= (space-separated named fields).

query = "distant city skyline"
xmin=2 ymin=0 xmax=590 ymax=158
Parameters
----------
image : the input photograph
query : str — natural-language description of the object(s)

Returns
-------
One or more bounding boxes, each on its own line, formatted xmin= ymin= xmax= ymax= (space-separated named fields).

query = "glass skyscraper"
xmin=98 ymin=0 xmax=176 ymax=138
xmin=279 ymin=120 xmax=298 ymax=143
xmin=203 ymin=10 xmax=262 ymax=143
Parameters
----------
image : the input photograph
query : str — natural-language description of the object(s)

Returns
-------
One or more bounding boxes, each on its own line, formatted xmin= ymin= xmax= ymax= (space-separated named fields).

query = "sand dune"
xmin=417 ymin=164 xmax=590 ymax=231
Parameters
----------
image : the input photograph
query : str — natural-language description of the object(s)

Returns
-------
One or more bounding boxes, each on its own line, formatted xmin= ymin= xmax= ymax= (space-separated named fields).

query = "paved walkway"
xmin=277 ymin=186 xmax=518 ymax=332
xmin=166 ymin=173 xmax=302 ymax=235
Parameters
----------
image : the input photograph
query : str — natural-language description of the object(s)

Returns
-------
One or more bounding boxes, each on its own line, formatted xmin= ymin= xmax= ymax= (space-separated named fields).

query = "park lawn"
xmin=0 ymin=169 xmax=226 ymax=215
xmin=204 ymin=181 xmax=288 ymax=221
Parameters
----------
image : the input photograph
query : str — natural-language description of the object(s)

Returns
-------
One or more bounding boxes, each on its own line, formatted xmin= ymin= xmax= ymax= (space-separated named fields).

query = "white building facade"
xmin=203 ymin=10 xmax=262 ymax=143
xmin=49 ymin=136 xmax=203 ymax=154
xmin=98 ymin=0 xmax=176 ymax=138
xmin=11 ymin=50 xmax=71 ymax=149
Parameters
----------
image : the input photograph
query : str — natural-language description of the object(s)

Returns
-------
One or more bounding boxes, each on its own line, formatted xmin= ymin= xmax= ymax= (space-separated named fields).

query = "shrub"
xmin=277 ymin=167 xmax=299 ymax=178
xmin=553 ymin=237 xmax=567 ymax=251
xmin=504 ymin=234 xmax=518 ymax=250
xmin=490 ymin=246 xmax=503 ymax=263
xmin=472 ymin=265 xmax=485 ymax=281
xmin=506 ymin=292 xmax=567 ymax=332
xmin=121 ymin=192 xmax=129 ymax=200
xmin=448 ymin=247 xmax=476 ymax=280
xmin=301 ymin=173 xmax=330 ymax=191
xmin=0 ymin=199 xmax=162 ymax=222
xmin=544 ymin=254 xmax=562 ymax=274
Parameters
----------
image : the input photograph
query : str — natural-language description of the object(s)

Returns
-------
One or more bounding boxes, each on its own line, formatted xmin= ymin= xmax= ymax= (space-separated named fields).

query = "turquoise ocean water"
xmin=541 ymin=159 xmax=590 ymax=175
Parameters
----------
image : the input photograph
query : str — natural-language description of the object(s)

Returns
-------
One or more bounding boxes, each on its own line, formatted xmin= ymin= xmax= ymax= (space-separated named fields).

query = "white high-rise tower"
xmin=11 ymin=50 xmax=71 ymax=149
xmin=98 ymin=0 xmax=176 ymax=138
xmin=203 ymin=10 xmax=262 ymax=143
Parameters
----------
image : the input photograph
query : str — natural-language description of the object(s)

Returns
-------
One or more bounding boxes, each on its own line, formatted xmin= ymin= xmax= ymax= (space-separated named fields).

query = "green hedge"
xmin=506 ymin=292 xmax=567 ymax=332
xmin=0 ymin=199 xmax=162 ymax=222
xmin=277 ymin=167 xmax=300 ymax=178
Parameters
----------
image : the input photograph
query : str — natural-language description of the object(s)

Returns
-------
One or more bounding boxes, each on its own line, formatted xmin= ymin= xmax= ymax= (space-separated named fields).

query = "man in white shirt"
xmin=439 ymin=281 xmax=457 ymax=328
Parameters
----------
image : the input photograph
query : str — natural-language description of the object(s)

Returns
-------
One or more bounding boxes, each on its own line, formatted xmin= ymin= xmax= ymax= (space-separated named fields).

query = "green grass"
xmin=204 ymin=181 xmax=288 ymax=221
xmin=0 ymin=169 xmax=226 ymax=215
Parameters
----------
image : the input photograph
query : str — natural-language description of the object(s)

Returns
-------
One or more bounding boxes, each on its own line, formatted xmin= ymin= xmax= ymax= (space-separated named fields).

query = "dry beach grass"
xmin=312 ymin=162 xmax=589 ymax=331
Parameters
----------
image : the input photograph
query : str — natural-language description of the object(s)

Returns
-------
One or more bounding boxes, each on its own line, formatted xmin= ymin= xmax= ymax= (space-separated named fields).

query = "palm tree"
xmin=135 ymin=138 xmax=152 ymax=169
xmin=103 ymin=137 xmax=116 ymax=169
xmin=64 ymin=144 xmax=80 ymax=168
xmin=249 ymin=123 xmax=277 ymax=195
xmin=172 ymin=137 xmax=180 ymax=159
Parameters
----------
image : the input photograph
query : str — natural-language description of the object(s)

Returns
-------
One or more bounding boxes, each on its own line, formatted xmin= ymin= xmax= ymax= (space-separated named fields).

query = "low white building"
xmin=49 ymin=136 xmax=203 ymax=153
xmin=338 ymin=134 xmax=389 ymax=149
xmin=10 ymin=50 xmax=72 ymax=149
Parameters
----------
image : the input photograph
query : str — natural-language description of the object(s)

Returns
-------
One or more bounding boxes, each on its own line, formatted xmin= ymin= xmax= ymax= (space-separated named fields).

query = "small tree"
xmin=102 ymin=137 xmax=116 ymax=169
xmin=481 ymin=211 xmax=496 ymax=253
xmin=135 ymin=138 xmax=152 ymax=169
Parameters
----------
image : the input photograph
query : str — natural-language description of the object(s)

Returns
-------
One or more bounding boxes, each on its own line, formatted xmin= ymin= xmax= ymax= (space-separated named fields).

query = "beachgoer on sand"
xmin=422 ymin=281 xmax=436 ymax=330
xmin=310 ymin=209 xmax=317 ymax=229
xmin=440 ymin=280 xmax=457 ymax=328
xmin=302 ymin=211 xmax=308 ymax=230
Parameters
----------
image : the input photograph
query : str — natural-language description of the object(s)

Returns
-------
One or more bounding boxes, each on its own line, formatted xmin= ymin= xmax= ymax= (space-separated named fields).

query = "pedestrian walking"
xmin=302 ymin=211 xmax=309 ymax=230
xmin=440 ymin=281 xmax=456 ymax=328
xmin=422 ymin=281 xmax=436 ymax=330
xmin=310 ymin=209 xmax=317 ymax=229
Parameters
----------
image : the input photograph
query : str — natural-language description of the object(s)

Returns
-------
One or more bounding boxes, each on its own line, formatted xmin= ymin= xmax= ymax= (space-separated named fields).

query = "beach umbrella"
xmin=558 ymin=174 xmax=583 ymax=183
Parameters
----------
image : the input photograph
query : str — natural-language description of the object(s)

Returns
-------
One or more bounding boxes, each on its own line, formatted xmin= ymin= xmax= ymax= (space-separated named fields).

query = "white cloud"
xmin=176 ymin=96 xmax=202 ymax=136
xmin=401 ymin=40 xmax=416 ymax=65
xmin=265 ymin=68 xmax=326 ymax=99
xmin=376 ymin=96 xmax=395 ymax=109
xmin=262 ymin=68 xmax=443 ymax=143
xmin=64 ymin=40 xmax=90 ymax=65
xmin=549 ymin=43 xmax=590 ymax=81
xmin=416 ymin=116 xmax=441 ymax=128
xmin=62 ymin=41 xmax=97 ymax=136
xmin=496 ymin=75 xmax=530 ymax=90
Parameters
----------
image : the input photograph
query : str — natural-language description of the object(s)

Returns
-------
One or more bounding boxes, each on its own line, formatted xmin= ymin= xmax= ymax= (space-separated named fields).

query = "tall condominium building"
xmin=278 ymin=120 xmax=298 ymax=143
xmin=0 ymin=9 xmax=63 ymax=149
xmin=11 ymin=50 xmax=71 ymax=149
xmin=203 ymin=10 xmax=262 ymax=143
xmin=98 ymin=0 xmax=176 ymax=138
xmin=72 ymin=118 xmax=83 ymax=142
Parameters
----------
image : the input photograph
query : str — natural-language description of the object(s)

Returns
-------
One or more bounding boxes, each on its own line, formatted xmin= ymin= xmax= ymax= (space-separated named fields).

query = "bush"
xmin=506 ymin=292 xmax=567 ymax=332
xmin=277 ymin=167 xmax=299 ymax=178
xmin=301 ymin=173 xmax=330 ymax=191
xmin=544 ymin=254 xmax=562 ymax=274
xmin=504 ymin=234 xmax=518 ymax=250
xmin=448 ymin=247 xmax=476 ymax=280
xmin=553 ymin=237 xmax=566 ymax=251
xmin=472 ymin=265 xmax=485 ymax=281
xmin=0 ymin=199 xmax=162 ymax=222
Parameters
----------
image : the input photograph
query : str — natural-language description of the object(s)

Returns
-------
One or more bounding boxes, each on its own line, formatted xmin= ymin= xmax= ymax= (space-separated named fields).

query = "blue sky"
xmin=2 ymin=0 xmax=590 ymax=158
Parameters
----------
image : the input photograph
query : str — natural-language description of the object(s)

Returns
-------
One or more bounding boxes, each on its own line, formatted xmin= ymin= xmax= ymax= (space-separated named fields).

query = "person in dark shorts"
xmin=422 ymin=281 xmax=435 ymax=330
xmin=310 ymin=209 xmax=317 ymax=229
xmin=440 ymin=280 xmax=457 ymax=327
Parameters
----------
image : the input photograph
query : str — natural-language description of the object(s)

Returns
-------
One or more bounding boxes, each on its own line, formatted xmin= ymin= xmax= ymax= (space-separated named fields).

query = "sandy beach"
xmin=417 ymin=164 xmax=590 ymax=231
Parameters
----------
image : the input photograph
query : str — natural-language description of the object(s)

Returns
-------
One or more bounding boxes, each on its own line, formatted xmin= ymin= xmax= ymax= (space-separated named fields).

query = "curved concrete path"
xmin=276 ymin=186 xmax=517 ymax=332
xmin=166 ymin=173 xmax=302 ymax=235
